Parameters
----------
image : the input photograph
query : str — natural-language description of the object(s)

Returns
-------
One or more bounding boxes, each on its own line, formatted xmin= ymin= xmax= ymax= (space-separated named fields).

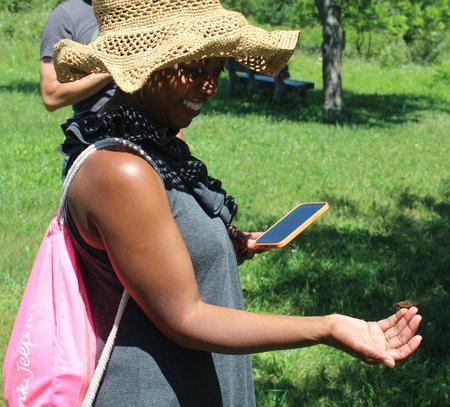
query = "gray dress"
xmin=64 ymin=108 xmax=256 ymax=406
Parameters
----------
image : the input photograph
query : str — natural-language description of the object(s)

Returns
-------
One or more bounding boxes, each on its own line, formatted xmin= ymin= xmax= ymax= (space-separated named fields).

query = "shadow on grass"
xmin=247 ymin=186 xmax=449 ymax=406
xmin=0 ymin=79 xmax=39 ymax=94
xmin=254 ymin=354 xmax=447 ymax=406
xmin=203 ymin=78 xmax=450 ymax=128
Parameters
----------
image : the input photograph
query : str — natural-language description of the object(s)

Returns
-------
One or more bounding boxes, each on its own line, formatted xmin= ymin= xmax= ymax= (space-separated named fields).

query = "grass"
xmin=1 ymin=9 xmax=449 ymax=407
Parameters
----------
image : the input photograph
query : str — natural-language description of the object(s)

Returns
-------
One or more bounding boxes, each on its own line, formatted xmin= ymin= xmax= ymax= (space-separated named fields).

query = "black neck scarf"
xmin=60 ymin=106 xmax=237 ymax=227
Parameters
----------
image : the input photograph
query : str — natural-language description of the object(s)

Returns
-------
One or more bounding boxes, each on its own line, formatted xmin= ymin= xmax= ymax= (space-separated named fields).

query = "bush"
xmin=0 ymin=8 xmax=52 ymax=40
xmin=0 ymin=0 xmax=30 ymax=12
xmin=384 ymin=0 xmax=450 ymax=63
xmin=289 ymin=0 xmax=318 ymax=26
xmin=0 ymin=0 xmax=59 ymax=13
xmin=0 ymin=0 xmax=64 ymax=41
xmin=252 ymin=0 xmax=288 ymax=25
xmin=221 ymin=0 xmax=255 ymax=15
xmin=379 ymin=37 xmax=412 ymax=67
xmin=433 ymin=60 xmax=450 ymax=82
xmin=222 ymin=0 xmax=317 ymax=27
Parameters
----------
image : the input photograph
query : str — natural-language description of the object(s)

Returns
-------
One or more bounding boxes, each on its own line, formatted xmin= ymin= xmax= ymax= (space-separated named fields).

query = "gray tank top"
xmin=66 ymin=151 xmax=256 ymax=406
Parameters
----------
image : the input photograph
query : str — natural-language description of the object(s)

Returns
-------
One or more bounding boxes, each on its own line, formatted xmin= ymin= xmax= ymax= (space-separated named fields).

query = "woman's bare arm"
xmin=68 ymin=150 xmax=422 ymax=367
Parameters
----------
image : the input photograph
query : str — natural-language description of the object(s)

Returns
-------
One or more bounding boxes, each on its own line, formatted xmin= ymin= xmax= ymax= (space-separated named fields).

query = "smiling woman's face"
xmin=139 ymin=58 xmax=225 ymax=130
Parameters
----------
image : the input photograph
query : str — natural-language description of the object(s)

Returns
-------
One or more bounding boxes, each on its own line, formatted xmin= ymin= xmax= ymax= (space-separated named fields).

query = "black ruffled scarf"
xmin=60 ymin=106 xmax=237 ymax=227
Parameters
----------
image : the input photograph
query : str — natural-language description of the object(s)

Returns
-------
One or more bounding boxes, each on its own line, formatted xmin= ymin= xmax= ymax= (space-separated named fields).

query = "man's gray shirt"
xmin=40 ymin=0 xmax=115 ymax=113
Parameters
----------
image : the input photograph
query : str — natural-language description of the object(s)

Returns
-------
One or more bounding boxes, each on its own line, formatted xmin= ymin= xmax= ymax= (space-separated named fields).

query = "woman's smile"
xmin=182 ymin=99 xmax=204 ymax=113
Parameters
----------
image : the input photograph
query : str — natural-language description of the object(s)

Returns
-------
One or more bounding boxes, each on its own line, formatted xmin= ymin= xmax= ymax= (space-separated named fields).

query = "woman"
xmin=53 ymin=0 xmax=422 ymax=405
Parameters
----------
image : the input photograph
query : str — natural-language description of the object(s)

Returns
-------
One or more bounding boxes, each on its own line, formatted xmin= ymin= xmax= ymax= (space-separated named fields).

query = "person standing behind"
xmin=40 ymin=0 xmax=114 ymax=113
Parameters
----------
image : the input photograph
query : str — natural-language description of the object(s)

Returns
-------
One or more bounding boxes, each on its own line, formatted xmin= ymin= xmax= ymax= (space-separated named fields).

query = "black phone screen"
xmin=255 ymin=203 xmax=327 ymax=245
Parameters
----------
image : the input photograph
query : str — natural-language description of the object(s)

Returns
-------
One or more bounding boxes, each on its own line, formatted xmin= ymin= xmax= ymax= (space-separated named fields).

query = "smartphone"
xmin=254 ymin=202 xmax=329 ymax=249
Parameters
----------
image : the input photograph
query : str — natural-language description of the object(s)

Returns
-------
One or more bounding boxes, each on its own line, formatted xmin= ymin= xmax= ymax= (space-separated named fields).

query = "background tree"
xmin=315 ymin=0 xmax=345 ymax=114
xmin=344 ymin=0 xmax=389 ymax=58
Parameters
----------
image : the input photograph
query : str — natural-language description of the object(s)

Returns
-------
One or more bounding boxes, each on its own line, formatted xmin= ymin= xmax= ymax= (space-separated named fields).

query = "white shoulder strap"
xmin=82 ymin=291 xmax=130 ymax=407
xmin=55 ymin=137 xmax=154 ymax=407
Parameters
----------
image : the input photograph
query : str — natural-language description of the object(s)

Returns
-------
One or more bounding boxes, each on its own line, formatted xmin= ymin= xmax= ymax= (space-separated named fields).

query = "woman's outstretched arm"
xmin=68 ymin=150 xmax=422 ymax=367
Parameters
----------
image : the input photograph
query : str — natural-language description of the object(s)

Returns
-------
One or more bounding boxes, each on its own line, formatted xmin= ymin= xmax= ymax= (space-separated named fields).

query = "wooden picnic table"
xmin=237 ymin=71 xmax=314 ymax=93
xmin=226 ymin=59 xmax=314 ymax=100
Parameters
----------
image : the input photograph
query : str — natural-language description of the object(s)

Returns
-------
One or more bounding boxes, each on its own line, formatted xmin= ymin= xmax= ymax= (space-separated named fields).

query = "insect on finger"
xmin=395 ymin=300 xmax=418 ymax=311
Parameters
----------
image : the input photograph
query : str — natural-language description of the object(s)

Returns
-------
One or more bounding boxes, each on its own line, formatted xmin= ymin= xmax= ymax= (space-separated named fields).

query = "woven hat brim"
xmin=53 ymin=10 xmax=300 ymax=93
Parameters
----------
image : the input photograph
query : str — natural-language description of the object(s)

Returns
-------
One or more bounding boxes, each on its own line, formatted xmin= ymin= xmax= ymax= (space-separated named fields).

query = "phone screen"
xmin=255 ymin=202 xmax=328 ymax=246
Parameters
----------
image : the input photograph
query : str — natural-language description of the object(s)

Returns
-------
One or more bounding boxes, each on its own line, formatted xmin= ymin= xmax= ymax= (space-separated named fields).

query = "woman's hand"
xmin=228 ymin=225 xmax=267 ymax=264
xmin=324 ymin=307 xmax=422 ymax=368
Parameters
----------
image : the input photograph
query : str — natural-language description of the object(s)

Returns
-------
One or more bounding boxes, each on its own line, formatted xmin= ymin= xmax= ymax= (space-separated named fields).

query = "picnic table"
xmin=237 ymin=71 xmax=315 ymax=93
xmin=226 ymin=59 xmax=314 ymax=101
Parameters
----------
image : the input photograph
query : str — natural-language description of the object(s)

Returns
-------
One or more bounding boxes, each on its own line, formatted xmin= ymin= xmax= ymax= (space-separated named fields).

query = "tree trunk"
xmin=315 ymin=0 xmax=344 ymax=113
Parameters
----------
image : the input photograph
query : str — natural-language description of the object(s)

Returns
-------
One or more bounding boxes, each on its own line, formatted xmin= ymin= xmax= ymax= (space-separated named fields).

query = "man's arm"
xmin=40 ymin=58 xmax=112 ymax=112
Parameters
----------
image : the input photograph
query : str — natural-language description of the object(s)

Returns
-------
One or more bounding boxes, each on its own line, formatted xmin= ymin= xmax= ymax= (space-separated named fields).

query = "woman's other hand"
xmin=325 ymin=307 xmax=422 ymax=368
xmin=228 ymin=225 xmax=267 ymax=264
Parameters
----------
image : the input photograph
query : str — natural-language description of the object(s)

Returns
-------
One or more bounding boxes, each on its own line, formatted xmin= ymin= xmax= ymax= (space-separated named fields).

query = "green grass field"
xmin=1 ymin=9 xmax=449 ymax=407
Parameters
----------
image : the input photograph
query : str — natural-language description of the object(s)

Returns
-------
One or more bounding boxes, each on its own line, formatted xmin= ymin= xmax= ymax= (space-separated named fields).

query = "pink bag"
xmin=3 ymin=139 xmax=143 ymax=407
xmin=3 ymin=216 xmax=96 ymax=406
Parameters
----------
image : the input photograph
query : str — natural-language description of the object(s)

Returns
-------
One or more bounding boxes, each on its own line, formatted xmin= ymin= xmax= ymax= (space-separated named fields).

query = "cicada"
xmin=395 ymin=300 xmax=418 ymax=310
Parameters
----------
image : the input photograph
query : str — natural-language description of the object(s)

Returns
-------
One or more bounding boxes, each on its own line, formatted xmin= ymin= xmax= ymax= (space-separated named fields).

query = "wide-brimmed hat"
xmin=53 ymin=0 xmax=300 ymax=93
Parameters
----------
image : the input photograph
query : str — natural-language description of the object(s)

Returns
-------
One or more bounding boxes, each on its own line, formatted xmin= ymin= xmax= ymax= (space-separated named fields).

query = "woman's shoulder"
xmin=83 ymin=149 xmax=160 ymax=187
xmin=67 ymin=148 xmax=171 ymax=249
xmin=69 ymin=149 xmax=166 ymax=216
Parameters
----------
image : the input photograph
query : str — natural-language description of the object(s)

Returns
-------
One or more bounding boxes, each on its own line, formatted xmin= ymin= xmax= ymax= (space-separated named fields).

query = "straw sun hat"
xmin=53 ymin=0 xmax=300 ymax=93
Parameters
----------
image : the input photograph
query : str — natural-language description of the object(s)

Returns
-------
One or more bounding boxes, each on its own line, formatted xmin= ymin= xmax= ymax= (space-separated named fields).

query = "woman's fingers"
xmin=378 ymin=307 xmax=419 ymax=334
xmin=377 ymin=307 xmax=408 ymax=331
xmin=382 ymin=308 xmax=421 ymax=341
xmin=368 ymin=308 xmax=422 ymax=367
xmin=246 ymin=232 xmax=263 ymax=240
xmin=387 ymin=335 xmax=423 ymax=362
xmin=246 ymin=233 xmax=269 ymax=252
xmin=384 ymin=314 xmax=422 ymax=348
xmin=246 ymin=240 xmax=265 ymax=251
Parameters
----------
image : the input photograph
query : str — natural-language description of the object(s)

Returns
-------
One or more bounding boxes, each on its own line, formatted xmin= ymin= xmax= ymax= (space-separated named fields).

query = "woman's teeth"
xmin=183 ymin=100 xmax=203 ymax=112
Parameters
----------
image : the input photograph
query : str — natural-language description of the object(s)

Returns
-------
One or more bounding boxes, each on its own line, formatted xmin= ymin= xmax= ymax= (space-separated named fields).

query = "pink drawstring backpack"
xmin=3 ymin=215 xmax=97 ymax=406
xmin=2 ymin=138 xmax=151 ymax=407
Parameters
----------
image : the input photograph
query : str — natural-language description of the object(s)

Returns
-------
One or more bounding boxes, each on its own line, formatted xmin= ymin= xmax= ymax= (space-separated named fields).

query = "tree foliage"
xmin=222 ymin=0 xmax=450 ymax=62
xmin=342 ymin=0 xmax=450 ymax=61
xmin=2 ymin=0 xmax=448 ymax=62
